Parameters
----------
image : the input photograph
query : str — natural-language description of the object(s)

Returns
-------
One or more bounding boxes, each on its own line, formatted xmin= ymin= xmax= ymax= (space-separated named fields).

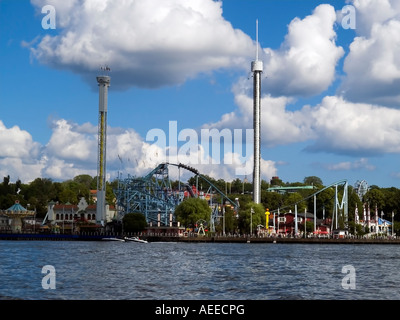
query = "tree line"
xmin=2 ymin=174 xmax=400 ymax=234
xmin=0 ymin=175 xmax=116 ymax=217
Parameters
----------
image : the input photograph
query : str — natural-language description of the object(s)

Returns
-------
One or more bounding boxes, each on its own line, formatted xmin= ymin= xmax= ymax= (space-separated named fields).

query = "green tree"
xmin=231 ymin=178 xmax=243 ymax=194
xmin=60 ymin=179 xmax=91 ymax=204
xmin=364 ymin=188 xmax=385 ymax=210
xmin=174 ymin=198 xmax=212 ymax=227
xmin=303 ymin=176 xmax=323 ymax=186
xmin=238 ymin=201 xmax=265 ymax=234
xmin=74 ymin=174 xmax=96 ymax=189
xmin=348 ymin=187 xmax=363 ymax=230
xmin=123 ymin=213 xmax=147 ymax=233
xmin=215 ymin=204 xmax=238 ymax=234
xmin=59 ymin=188 xmax=76 ymax=204
xmin=382 ymin=187 xmax=400 ymax=215
xmin=261 ymin=191 xmax=283 ymax=212
xmin=283 ymin=193 xmax=306 ymax=213
xmin=307 ymin=186 xmax=335 ymax=219
xmin=25 ymin=178 xmax=56 ymax=216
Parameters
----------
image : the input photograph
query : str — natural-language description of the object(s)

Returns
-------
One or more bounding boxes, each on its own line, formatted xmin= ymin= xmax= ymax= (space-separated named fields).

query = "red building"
xmin=270 ymin=211 xmax=330 ymax=236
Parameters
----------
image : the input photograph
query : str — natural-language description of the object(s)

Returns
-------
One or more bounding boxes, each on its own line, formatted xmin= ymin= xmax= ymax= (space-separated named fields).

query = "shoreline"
xmin=0 ymin=233 xmax=399 ymax=244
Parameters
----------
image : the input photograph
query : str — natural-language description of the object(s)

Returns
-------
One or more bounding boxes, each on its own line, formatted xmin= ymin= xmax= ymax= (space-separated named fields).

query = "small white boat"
xmin=102 ymin=237 xmax=126 ymax=242
xmin=125 ymin=236 xmax=148 ymax=243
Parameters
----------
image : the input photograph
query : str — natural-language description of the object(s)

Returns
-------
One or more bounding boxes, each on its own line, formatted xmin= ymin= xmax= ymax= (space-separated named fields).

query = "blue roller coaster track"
xmin=114 ymin=163 xmax=239 ymax=232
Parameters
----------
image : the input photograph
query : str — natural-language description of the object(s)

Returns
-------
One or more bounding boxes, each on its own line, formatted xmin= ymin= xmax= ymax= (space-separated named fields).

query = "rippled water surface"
xmin=1 ymin=241 xmax=399 ymax=300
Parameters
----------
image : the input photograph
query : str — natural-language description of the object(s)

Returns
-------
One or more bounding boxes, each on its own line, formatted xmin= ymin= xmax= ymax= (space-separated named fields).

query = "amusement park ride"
xmin=114 ymin=162 xmax=239 ymax=233
xmin=113 ymin=162 xmax=350 ymax=235
xmin=94 ymin=29 xmax=351 ymax=236
xmin=92 ymin=68 xmax=239 ymax=233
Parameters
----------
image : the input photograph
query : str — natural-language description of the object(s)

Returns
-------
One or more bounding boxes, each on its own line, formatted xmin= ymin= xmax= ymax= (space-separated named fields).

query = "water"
xmin=1 ymin=241 xmax=400 ymax=300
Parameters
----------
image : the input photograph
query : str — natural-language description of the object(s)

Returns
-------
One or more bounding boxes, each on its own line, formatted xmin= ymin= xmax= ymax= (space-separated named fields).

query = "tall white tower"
xmin=96 ymin=73 xmax=110 ymax=225
xmin=251 ymin=20 xmax=263 ymax=204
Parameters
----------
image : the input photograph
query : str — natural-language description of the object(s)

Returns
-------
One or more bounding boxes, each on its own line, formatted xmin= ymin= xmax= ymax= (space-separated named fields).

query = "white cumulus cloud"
xmin=30 ymin=0 xmax=254 ymax=89
xmin=0 ymin=121 xmax=41 ymax=159
xmin=339 ymin=0 xmax=400 ymax=106
xmin=0 ymin=121 xmax=44 ymax=182
xmin=307 ymin=96 xmax=400 ymax=155
xmin=320 ymin=158 xmax=376 ymax=171
xmin=262 ymin=4 xmax=344 ymax=97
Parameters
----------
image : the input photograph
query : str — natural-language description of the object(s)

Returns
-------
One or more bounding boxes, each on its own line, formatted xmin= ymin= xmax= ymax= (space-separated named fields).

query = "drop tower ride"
xmin=96 ymin=72 xmax=110 ymax=225
xmin=251 ymin=20 xmax=263 ymax=204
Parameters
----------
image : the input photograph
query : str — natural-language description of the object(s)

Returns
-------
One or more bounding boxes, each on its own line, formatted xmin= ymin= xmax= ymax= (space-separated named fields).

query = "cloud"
xmin=0 ymin=117 xmax=276 ymax=183
xmin=262 ymin=4 xmax=344 ymax=97
xmin=41 ymin=157 xmax=96 ymax=181
xmin=206 ymin=89 xmax=400 ymax=157
xmin=46 ymin=119 xmax=97 ymax=163
xmin=15 ymin=0 xmax=400 ymax=185
xmin=350 ymin=0 xmax=400 ymax=36
xmin=307 ymin=96 xmax=400 ymax=155
xmin=0 ymin=157 xmax=45 ymax=184
xmin=30 ymin=0 xmax=254 ymax=90
xmin=43 ymin=118 xmax=158 ymax=179
xmin=339 ymin=0 xmax=400 ymax=106
xmin=143 ymin=122 xmax=278 ymax=181
xmin=319 ymin=158 xmax=376 ymax=171
xmin=0 ymin=121 xmax=44 ymax=181
xmin=204 ymin=90 xmax=314 ymax=147
xmin=0 ymin=121 xmax=41 ymax=160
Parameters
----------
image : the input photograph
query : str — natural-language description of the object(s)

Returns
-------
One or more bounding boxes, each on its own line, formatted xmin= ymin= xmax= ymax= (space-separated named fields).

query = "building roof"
xmin=2 ymin=200 xmax=35 ymax=216
xmin=6 ymin=200 xmax=27 ymax=212
xmin=285 ymin=211 xmax=315 ymax=219
xmin=52 ymin=204 xmax=115 ymax=211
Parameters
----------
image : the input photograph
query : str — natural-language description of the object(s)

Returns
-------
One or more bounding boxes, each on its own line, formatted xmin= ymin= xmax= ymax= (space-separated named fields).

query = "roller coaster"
xmin=114 ymin=163 xmax=239 ymax=232
xmin=114 ymin=161 xmax=349 ymax=234
xmin=269 ymin=179 xmax=349 ymax=233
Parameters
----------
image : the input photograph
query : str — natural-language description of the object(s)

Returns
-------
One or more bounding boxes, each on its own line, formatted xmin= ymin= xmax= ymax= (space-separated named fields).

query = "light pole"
xmin=277 ymin=208 xmax=280 ymax=236
xmin=250 ymin=207 xmax=254 ymax=236
xmin=392 ymin=211 xmax=395 ymax=237
xmin=295 ymin=204 xmax=298 ymax=237
xmin=223 ymin=203 xmax=226 ymax=236
xmin=273 ymin=210 xmax=276 ymax=234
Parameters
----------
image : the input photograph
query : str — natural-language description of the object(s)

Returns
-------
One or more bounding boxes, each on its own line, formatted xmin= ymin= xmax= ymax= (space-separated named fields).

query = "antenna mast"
xmin=256 ymin=19 xmax=259 ymax=61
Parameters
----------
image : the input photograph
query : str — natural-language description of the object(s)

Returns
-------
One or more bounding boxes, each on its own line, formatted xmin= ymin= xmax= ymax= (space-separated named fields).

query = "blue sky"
xmin=1 ymin=0 xmax=400 ymax=189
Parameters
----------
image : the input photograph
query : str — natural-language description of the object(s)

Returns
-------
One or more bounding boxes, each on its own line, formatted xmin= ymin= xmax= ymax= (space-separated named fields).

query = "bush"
xmin=123 ymin=213 xmax=147 ymax=233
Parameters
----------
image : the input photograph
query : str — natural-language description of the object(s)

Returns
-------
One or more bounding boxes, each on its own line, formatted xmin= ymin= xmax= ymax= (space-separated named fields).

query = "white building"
xmin=44 ymin=197 xmax=116 ymax=230
xmin=355 ymin=204 xmax=392 ymax=236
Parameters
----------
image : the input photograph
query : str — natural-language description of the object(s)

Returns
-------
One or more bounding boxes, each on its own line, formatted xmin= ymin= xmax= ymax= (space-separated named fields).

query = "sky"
xmin=1 ymin=0 xmax=400 ymax=189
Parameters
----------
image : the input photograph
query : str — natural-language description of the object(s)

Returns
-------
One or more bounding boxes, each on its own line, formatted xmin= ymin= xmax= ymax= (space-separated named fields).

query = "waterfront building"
xmin=44 ymin=197 xmax=116 ymax=233
xmin=271 ymin=211 xmax=330 ymax=236
xmin=355 ymin=204 xmax=392 ymax=236
xmin=0 ymin=213 xmax=10 ymax=231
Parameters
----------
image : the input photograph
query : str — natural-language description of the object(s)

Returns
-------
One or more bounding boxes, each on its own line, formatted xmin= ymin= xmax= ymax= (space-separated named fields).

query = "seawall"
xmin=1 ymin=233 xmax=399 ymax=244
